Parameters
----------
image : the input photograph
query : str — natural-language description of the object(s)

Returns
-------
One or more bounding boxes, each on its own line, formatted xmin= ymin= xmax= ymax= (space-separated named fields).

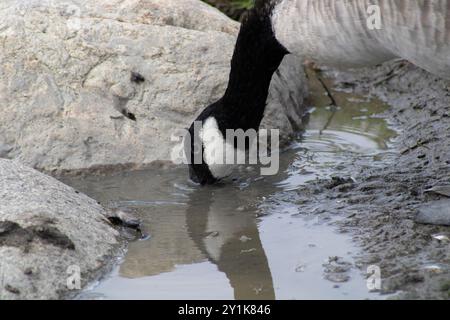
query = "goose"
xmin=185 ymin=0 xmax=450 ymax=185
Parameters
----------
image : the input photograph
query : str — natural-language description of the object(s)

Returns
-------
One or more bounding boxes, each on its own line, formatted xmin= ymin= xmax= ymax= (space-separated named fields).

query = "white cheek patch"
xmin=200 ymin=117 xmax=238 ymax=180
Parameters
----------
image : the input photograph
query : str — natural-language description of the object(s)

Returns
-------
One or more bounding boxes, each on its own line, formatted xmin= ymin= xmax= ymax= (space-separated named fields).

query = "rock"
xmin=325 ymin=176 xmax=355 ymax=190
xmin=0 ymin=0 xmax=307 ymax=173
xmin=424 ymin=185 xmax=450 ymax=198
xmin=0 ymin=159 xmax=120 ymax=299
xmin=322 ymin=256 xmax=352 ymax=283
xmin=415 ymin=200 xmax=450 ymax=226
xmin=107 ymin=209 xmax=141 ymax=229
xmin=239 ymin=235 xmax=252 ymax=243
xmin=324 ymin=273 xmax=350 ymax=283
xmin=431 ymin=233 xmax=450 ymax=243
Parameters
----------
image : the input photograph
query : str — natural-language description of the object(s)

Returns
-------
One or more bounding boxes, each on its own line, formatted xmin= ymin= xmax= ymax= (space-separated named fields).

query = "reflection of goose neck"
xmin=186 ymin=188 xmax=275 ymax=299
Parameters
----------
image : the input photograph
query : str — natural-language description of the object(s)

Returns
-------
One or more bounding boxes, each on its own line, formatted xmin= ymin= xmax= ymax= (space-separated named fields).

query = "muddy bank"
xmin=290 ymin=61 xmax=450 ymax=299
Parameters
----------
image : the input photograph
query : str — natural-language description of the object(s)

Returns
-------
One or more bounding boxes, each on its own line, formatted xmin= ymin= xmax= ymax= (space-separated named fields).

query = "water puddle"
xmin=61 ymin=71 xmax=397 ymax=300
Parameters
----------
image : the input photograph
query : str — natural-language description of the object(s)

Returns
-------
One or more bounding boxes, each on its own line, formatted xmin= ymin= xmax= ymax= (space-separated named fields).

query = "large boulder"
xmin=0 ymin=0 xmax=307 ymax=173
xmin=0 ymin=159 xmax=120 ymax=299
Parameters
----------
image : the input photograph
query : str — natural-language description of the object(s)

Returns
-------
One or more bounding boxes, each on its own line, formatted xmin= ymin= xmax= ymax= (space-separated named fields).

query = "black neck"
xmin=222 ymin=5 xmax=288 ymax=130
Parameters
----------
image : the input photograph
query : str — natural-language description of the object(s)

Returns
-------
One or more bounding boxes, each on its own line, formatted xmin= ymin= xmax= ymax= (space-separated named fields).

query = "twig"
xmin=317 ymin=76 xmax=338 ymax=107
xmin=316 ymin=75 xmax=339 ymax=135
xmin=372 ymin=60 xmax=409 ymax=86
xmin=400 ymin=138 xmax=437 ymax=155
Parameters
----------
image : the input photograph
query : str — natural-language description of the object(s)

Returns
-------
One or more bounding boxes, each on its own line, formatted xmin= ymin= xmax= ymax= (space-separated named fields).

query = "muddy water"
xmin=62 ymin=73 xmax=396 ymax=300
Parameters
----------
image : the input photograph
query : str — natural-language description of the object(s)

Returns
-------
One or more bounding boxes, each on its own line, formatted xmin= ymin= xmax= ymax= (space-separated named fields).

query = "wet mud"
xmin=296 ymin=61 xmax=450 ymax=299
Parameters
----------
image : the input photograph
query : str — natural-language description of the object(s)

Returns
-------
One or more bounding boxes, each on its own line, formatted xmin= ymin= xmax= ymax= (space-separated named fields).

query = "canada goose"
xmin=185 ymin=0 xmax=450 ymax=185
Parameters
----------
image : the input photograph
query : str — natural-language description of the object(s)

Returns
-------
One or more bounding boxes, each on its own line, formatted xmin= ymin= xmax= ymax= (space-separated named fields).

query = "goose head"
xmin=184 ymin=4 xmax=288 ymax=185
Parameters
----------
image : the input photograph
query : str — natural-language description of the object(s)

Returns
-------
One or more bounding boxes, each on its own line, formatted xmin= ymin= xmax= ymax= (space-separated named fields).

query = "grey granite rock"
xmin=416 ymin=200 xmax=450 ymax=226
xmin=0 ymin=159 xmax=120 ymax=299
xmin=0 ymin=0 xmax=307 ymax=172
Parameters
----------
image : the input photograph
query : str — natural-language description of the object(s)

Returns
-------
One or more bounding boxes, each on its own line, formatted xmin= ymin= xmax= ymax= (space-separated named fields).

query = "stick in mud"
xmin=316 ymin=75 xmax=339 ymax=135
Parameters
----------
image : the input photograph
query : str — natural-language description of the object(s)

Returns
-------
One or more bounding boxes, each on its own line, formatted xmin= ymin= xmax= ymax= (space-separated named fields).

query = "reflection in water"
xmin=186 ymin=188 xmax=275 ymax=299
xmin=62 ymin=75 xmax=397 ymax=300
xmin=65 ymin=159 xmax=286 ymax=299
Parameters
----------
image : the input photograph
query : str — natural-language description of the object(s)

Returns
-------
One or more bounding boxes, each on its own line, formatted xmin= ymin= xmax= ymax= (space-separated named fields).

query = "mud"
xmin=290 ymin=61 xmax=450 ymax=299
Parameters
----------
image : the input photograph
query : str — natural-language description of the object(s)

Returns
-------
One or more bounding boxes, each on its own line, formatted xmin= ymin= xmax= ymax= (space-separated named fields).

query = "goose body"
xmin=272 ymin=0 xmax=450 ymax=78
xmin=186 ymin=0 xmax=450 ymax=185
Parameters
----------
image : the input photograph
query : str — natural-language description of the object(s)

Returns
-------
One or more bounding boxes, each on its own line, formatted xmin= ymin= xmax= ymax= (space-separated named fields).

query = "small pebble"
xmin=416 ymin=200 xmax=450 ymax=226
xmin=425 ymin=185 xmax=450 ymax=198
xmin=324 ymin=273 xmax=350 ymax=283
xmin=432 ymin=233 xmax=450 ymax=243
xmin=295 ymin=265 xmax=306 ymax=273
xmin=423 ymin=265 xmax=444 ymax=274
xmin=240 ymin=248 xmax=256 ymax=254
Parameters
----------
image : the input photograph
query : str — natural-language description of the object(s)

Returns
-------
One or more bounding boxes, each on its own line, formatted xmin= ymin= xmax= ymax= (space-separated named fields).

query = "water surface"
xmin=62 ymin=72 xmax=397 ymax=300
